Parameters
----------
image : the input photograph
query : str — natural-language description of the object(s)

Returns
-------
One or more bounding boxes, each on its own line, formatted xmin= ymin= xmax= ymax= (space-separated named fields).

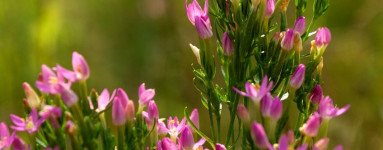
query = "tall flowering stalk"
xmin=0 ymin=0 xmax=350 ymax=149
xmin=185 ymin=0 xmax=349 ymax=149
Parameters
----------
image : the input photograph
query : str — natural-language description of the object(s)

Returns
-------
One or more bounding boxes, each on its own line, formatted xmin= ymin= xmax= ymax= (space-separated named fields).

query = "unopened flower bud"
xmin=215 ymin=143 xmax=227 ymax=150
xmin=237 ymin=104 xmax=250 ymax=124
xmin=126 ymin=100 xmax=135 ymax=121
xmin=65 ymin=121 xmax=78 ymax=136
xmin=112 ymin=97 xmax=126 ymax=126
xmin=290 ymin=64 xmax=305 ymax=89
xmin=59 ymin=84 xmax=78 ymax=107
xmin=260 ymin=94 xmax=282 ymax=121
xmin=314 ymin=137 xmax=329 ymax=150
xmin=281 ymin=29 xmax=294 ymax=51
xmin=294 ymin=16 xmax=306 ymax=35
xmin=222 ymin=32 xmax=234 ymax=56
xmin=22 ymin=82 xmax=41 ymax=108
xmin=315 ymin=27 xmax=331 ymax=50
xmin=195 ymin=16 xmax=213 ymax=39
xmin=309 ymin=85 xmax=323 ymax=105
xmin=189 ymin=44 xmax=201 ymax=65
xmin=251 ymin=122 xmax=271 ymax=149
xmin=265 ymin=0 xmax=276 ymax=19
xmin=180 ymin=127 xmax=194 ymax=149
xmin=148 ymin=100 xmax=159 ymax=121
xmin=300 ymin=113 xmax=321 ymax=137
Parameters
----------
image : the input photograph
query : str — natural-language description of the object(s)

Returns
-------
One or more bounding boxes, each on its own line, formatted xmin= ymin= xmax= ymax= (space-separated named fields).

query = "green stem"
xmin=29 ymin=132 xmax=37 ymax=150
xmin=117 ymin=126 xmax=125 ymax=150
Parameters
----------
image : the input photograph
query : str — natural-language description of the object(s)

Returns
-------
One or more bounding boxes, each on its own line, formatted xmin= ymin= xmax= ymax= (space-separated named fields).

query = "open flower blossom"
xmin=185 ymin=0 xmax=212 ymax=39
xmin=56 ymin=51 xmax=90 ymax=82
xmin=138 ymin=83 xmax=155 ymax=108
xmin=142 ymin=101 xmax=159 ymax=129
xmin=179 ymin=127 xmax=206 ymax=150
xmin=39 ymin=105 xmax=62 ymax=129
xmin=157 ymin=120 xmax=169 ymax=137
xmin=0 ymin=122 xmax=16 ymax=149
xmin=167 ymin=116 xmax=186 ymax=141
xmin=22 ymin=82 xmax=41 ymax=108
xmin=91 ymin=88 xmax=116 ymax=112
xmin=233 ymin=76 xmax=273 ymax=103
xmin=260 ymin=93 xmax=282 ymax=121
xmin=317 ymin=96 xmax=350 ymax=120
xmin=10 ymin=109 xmax=45 ymax=133
xmin=36 ymin=65 xmax=70 ymax=94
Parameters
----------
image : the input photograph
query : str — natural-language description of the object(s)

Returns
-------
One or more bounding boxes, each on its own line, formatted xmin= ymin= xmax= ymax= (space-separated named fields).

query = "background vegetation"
xmin=0 ymin=0 xmax=382 ymax=149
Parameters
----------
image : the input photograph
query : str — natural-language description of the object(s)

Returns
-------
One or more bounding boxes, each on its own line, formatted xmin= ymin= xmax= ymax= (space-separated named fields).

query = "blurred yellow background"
xmin=0 ymin=0 xmax=382 ymax=149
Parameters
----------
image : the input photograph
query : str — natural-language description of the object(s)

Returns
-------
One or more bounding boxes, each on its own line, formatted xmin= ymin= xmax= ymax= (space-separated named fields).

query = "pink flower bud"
xmin=58 ymin=84 xmax=78 ymax=107
xmin=237 ymin=104 xmax=250 ymax=124
xmin=215 ymin=143 xmax=227 ymax=150
xmin=309 ymin=85 xmax=323 ymax=105
xmin=148 ymin=100 xmax=159 ymax=121
xmin=333 ymin=145 xmax=343 ymax=150
xmin=315 ymin=27 xmax=331 ymax=49
xmin=12 ymin=137 xmax=29 ymax=150
xmin=222 ymin=32 xmax=234 ymax=56
xmin=294 ymin=16 xmax=306 ymax=35
xmin=281 ymin=29 xmax=294 ymax=50
xmin=180 ymin=127 xmax=194 ymax=149
xmin=260 ymin=94 xmax=282 ymax=121
xmin=158 ymin=138 xmax=178 ymax=150
xmin=126 ymin=100 xmax=135 ymax=121
xmin=251 ymin=122 xmax=271 ymax=149
xmin=112 ymin=97 xmax=126 ymax=126
xmin=299 ymin=113 xmax=321 ymax=137
xmin=72 ymin=51 xmax=90 ymax=81
xmin=264 ymin=0 xmax=275 ymax=19
xmin=22 ymin=82 xmax=41 ymax=108
xmin=290 ymin=64 xmax=305 ymax=89
xmin=314 ymin=137 xmax=329 ymax=150
xmin=278 ymin=135 xmax=288 ymax=150
xmin=195 ymin=16 xmax=213 ymax=39
xmin=185 ymin=0 xmax=208 ymax=26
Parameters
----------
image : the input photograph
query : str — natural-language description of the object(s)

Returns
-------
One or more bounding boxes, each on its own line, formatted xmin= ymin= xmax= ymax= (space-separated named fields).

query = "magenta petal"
xmin=278 ymin=135 xmax=288 ymax=150
xmin=10 ymin=115 xmax=25 ymax=127
xmin=180 ymin=127 xmax=194 ymax=149
xmin=251 ymin=122 xmax=270 ymax=149
xmin=56 ymin=65 xmax=77 ymax=82
xmin=215 ymin=143 xmax=227 ymax=150
xmin=41 ymin=65 xmax=56 ymax=81
xmin=232 ymin=87 xmax=248 ymax=97
xmin=138 ymin=83 xmax=146 ymax=97
xmin=194 ymin=16 xmax=212 ymax=39
xmin=190 ymin=108 xmax=199 ymax=129
xmin=72 ymin=51 xmax=90 ymax=81
xmin=335 ymin=105 xmax=350 ymax=116
xmin=117 ymin=88 xmax=129 ymax=107
xmin=0 ymin=122 xmax=10 ymax=139
xmin=193 ymin=138 xmax=206 ymax=150
xmin=333 ymin=145 xmax=343 ymax=150
xmin=294 ymin=16 xmax=306 ymax=35
xmin=98 ymin=88 xmax=111 ymax=111
xmin=296 ymin=144 xmax=308 ymax=150
xmin=112 ymin=97 xmax=126 ymax=126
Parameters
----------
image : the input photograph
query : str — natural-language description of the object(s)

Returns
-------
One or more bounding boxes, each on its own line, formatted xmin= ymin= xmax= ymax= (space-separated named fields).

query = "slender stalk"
xmin=117 ymin=126 xmax=125 ymax=150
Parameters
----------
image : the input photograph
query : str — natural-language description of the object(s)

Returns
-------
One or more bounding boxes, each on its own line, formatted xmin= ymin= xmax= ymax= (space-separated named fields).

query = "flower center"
xmin=48 ymin=76 xmax=58 ymax=85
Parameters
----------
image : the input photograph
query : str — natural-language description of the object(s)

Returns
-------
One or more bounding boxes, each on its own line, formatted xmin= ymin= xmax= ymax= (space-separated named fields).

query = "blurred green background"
xmin=1 ymin=0 xmax=382 ymax=149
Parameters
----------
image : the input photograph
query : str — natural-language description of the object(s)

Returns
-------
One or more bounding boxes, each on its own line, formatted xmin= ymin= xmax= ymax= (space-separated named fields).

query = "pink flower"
xmin=65 ymin=121 xmax=78 ymax=136
xmin=12 ymin=137 xmax=30 ymax=150
xmin=157 ymin=137 xmax=180 ymax=150
xmin=58 ymin=84 xmax=78 ymax=107
xmin=0 ymin=122 xmax=16 ymax=149
xmin=233 ymin=76 xmax=273 ymax=103
xmin=290 ymin=64 xmax=306 ymax=89
xmin=294 ymin=16 xmax=306 ymax=35
xmin=167 ymin=116 xmax=186 ymax=140
xmin=10 ymin=109 xmax=45 ymax=133
xmin=281 ymin=29 xmax=294 ymax=51
xmin=251 ymin=122 xmax=272 ymax=149
xmin=309 ymin=85 xmax=323 ymax=105
xmin=195 ymin=16 xmax=213 ymax=39
xmin=317 ymin=96 xmax=350 ymax=120
xmin=299 ymin=113 xmax=321 ymax=137
xmin=215 ymin=143 xmax=227 ymax=150
xmin=185 ymin=0 xmax=212 ymax=39
xmin=36 ymin=65 xmax=70 ymax=94
xmin=179 ymin=127 xmax=206 ymax=150
xmin=237 ymin=104 xmax=250 ymax=124
xmin=264 ymin=0 xmax=275 ymax=19
xmin=315 ymin=27 xmax=331 ymax=49
xmin=95 ymin=88 xmax=116 ymax=112
xmin=39 ymin=105 xmax=62 ymax=129
xmin=260 ymin=93 xmax=282 ymax=121
xmin=222 ymin=32 xmax=234 ymax=56
xmin=138 ymin=83 xmax=155 ymax=108
xmin=278 ymin=134 xmax=288 ymax=150
xmin=186 ymin=108 xmax=199 ymax=133
xmin=112 ymin=97 xmax=126 ymax=126
xmin=57 ymin=51 xmax=90 ymax=82
xmin=313 ymin=137 xmax=329 ymax=150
